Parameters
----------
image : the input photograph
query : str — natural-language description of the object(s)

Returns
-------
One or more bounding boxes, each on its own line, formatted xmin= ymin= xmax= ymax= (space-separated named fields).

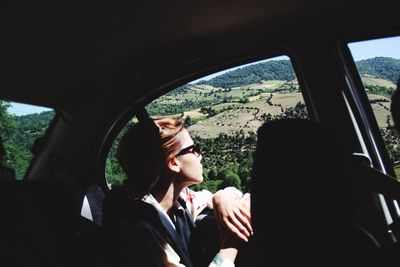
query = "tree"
xmin=0 ymin=101 xmax=17 ymax=168
xmin=207 ymin=167 xmax=218 ymax=180
xmin=0 ymin=101 xmax=16 ymax=142
xmin=184 ymin=116 xmax=194 ymax=127
xmin=219 ymin=170 xmax=241 ymax=189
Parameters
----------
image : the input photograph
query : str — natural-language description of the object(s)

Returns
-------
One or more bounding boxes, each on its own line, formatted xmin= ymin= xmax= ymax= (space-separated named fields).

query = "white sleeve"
xmin=221 ymin=187 xmax=243 ymax=199
xmin=180 ymin=187 xmax=213 ymax=220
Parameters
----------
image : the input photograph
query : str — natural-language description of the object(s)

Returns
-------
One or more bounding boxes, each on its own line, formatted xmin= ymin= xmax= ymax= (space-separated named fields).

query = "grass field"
xmin=187 ymin=92 xmax=305 ymax=137
xmin=394 ymin=167 xmax=400 ymax=180
xmin=361 ymin=75 xmax=396 ymax=89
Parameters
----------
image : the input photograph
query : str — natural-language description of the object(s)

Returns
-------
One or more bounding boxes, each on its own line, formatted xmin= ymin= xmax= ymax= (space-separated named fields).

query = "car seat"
xmin=250 ymin=119 xmax=380 ymax=265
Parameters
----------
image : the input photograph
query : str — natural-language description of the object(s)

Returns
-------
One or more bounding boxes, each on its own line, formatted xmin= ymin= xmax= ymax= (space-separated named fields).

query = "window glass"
xmin=348 ymin=36 xmax=400 ymax=177
xmin=0 ymin=101 xmax=54 ymax=180
xmin=106 ymin=55 xmax=310 ymax=191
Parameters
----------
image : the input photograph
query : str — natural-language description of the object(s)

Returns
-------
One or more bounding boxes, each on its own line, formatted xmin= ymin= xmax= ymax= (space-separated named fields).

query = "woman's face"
xmin=173 ymin=129 xmax=203 ymax=186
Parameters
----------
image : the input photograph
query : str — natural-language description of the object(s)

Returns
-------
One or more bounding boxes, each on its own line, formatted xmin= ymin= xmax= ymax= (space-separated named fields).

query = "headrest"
xmin=252 ymin=118 xmax=351 ymax=190
xmin=251 ymin=119 xmax=353 ymax=234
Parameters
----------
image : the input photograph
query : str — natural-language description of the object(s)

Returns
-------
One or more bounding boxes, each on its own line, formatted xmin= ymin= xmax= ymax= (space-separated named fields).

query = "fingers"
xmin=233 ymin=207 xmax=253 ymax=236
xmin=225 ymin=219 xmax=249 ymax=242
xmin=237 ymin=193 xmax=252 ymax=234
xmin=227 ymin=210 xmax=251 ymax=240
xmin=239 ymin=202 xmax=251 ymax=219
xmin=238 ymin=209 xmax=253 ymax=235
xmin=217 ymin=207 xmax=250 ymax=242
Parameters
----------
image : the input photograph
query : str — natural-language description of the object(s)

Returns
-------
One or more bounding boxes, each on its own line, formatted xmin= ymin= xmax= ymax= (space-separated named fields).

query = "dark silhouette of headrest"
xmin=251 ymin=119 xmax=354 ymax=264
xmin=252 ymin=119 xmax=352 ymax=219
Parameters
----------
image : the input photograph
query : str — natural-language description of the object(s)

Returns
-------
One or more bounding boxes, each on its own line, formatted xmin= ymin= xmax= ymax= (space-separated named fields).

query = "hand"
xmin=212 ymin=190 xmax=252 ymax=242
xmin=240 ymin=193 xmax=251 ymax=215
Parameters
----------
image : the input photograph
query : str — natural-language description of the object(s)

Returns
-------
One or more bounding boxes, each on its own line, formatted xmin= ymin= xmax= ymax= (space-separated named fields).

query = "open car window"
xmin=105 ymin=55 xmax=311 ymax=192
xmin=0 ymin=101 xmax=54 ymax=180
xmin=348 ymin=36 xmax=400 ymax=177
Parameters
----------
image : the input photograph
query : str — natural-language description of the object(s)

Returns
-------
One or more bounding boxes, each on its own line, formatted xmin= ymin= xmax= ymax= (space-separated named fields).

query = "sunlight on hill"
xmin=248 ymin=80 xmax=286 ymax=90
xmin=361 ymin=75 xmax=396 ymax=88
xmin=368 ymin=93 xmax=392 ymax=128
xmin=187 ymin=92 xmax=305 ymax=138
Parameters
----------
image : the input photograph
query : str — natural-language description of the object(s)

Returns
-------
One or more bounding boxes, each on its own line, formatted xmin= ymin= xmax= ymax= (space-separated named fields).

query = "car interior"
xmin=1 ymin=0 xmax=400 ymax=266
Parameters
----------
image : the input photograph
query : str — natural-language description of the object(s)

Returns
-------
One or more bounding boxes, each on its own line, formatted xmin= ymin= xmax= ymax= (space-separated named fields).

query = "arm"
xmin=209 ymin=195 xmax=251 ymax=267
xmin=180 ymin=187 xmax=252 ymax=241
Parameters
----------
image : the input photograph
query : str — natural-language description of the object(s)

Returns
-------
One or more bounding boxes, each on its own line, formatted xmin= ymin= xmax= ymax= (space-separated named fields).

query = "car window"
xmin=105 ymin=55 xmax=310 ymax=192
xmin=0 ymin=101 xmax=54 ymax=180
xmin=348 ymin=36 xmax=400 ymax=177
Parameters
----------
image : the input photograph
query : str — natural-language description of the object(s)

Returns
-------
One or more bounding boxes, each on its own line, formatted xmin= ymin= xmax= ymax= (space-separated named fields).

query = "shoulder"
xmin=102 ymin=186 xmax=160 ymax=227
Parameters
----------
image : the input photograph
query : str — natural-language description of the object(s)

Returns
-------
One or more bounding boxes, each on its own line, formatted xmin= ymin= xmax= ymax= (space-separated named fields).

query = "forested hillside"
xmin=197 ymin=60 xmax=296 ymax=88
xmin=0 ymin=101 xmax=54 ymax=179
xmin=356 ymin=57 xmax=400 ymax=83
xmin=196 ymin=57 xmax=400 ymax=89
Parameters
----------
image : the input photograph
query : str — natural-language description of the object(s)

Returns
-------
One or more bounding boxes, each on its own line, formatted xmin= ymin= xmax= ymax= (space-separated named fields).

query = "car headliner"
xmin=1 ymin=0 xmax=399 ymax=113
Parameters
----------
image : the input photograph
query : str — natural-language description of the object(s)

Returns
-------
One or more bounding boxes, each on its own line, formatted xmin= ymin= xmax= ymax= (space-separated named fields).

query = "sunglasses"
xmin=176 ymin=141 xmax=201 ymax=157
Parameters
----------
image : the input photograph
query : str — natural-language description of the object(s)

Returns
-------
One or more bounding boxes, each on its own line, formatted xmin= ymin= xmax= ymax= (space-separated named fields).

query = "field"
xmin=187 ymin=92 xmax=305 ymax=138
xmin=368 ymin=94 xmax=392 ymax=128
xmin=150 ymin=76 xmax=396 ymax=137
xmin=361 ymin=75 xmax=396 ymax=89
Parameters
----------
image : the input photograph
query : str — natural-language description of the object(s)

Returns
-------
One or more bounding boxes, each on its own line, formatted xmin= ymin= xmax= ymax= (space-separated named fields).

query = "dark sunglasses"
xmin=176 ymin=141 xmax=201 ymax=157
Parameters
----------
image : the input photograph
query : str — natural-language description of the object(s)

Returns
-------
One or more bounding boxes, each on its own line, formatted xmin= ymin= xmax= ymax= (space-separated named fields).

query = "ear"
xmin=166 ymin=157 xmax=180 ymax=174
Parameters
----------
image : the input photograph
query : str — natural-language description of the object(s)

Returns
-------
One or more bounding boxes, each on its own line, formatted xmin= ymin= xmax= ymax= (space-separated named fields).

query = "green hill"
xmin=197 ymin=60 xmax=296 ymax=88
xmin=355 ymin=57 xmax=400 ymax=83
xmin=195 ymin=57 xmax=399 ymax=90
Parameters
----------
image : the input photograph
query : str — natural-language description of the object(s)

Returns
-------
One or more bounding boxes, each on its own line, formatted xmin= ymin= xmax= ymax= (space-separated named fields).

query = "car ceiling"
xmin=0 ymin=0 xmax=399 ymax=113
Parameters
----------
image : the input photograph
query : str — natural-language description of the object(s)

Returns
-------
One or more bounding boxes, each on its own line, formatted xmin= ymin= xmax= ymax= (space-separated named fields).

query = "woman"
xmin=102 ymin=114 xmax=251 ymax=267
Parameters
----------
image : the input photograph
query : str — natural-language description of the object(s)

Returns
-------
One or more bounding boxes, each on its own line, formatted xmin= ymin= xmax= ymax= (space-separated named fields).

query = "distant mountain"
xmin=355 ymin=57 xmax=400 ymax=83
xmin=197 ymin=60 xmax=296 ymax=89
xmin=197 ymin=57 xmax=400 ymax=89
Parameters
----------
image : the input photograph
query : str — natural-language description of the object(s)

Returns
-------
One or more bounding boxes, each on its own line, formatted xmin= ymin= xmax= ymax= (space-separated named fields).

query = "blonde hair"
xmin=154 ymin=117 xmax=184 ymax=162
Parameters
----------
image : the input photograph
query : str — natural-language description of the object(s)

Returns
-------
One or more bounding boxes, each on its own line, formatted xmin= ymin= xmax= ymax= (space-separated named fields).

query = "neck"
xmin=151 ymin=179 xmax=184 ymax=215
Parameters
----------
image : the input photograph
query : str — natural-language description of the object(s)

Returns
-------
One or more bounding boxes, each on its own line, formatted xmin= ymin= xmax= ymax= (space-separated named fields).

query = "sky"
xmin=8 ymin=102 xmax=52 ymax=116
xmin=7 ymin=36 xmax=400 ymax=116
xmin=348 ymin=36 xmax=400 ymax=61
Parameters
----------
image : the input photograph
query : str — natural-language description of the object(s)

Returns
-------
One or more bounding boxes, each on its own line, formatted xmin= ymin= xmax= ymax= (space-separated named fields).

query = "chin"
xmin=191 ymin=176 xmax=203 ymax=185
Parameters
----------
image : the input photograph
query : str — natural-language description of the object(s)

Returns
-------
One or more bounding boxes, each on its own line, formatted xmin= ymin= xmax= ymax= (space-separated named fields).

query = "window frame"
xmin=338 ymin=37 xmax=400 ymax=242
